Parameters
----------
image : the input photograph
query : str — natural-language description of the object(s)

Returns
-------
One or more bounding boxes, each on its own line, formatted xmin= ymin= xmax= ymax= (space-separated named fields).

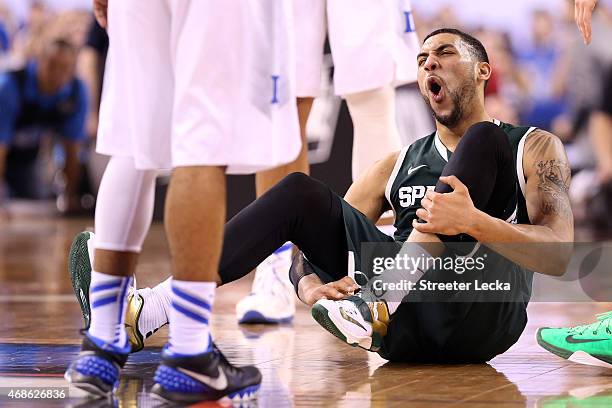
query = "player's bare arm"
xmin=415 ymin=128 xmax=573 ymax=276
xmin=344 ymin=151 xmax=398 ymax=222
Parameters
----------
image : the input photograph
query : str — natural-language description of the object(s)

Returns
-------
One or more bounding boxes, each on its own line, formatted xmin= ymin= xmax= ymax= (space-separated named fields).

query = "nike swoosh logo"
xmin=407 ymin=165 xmax=428 ymax=175
xmin=177 ymin=367 xmax=228 ymax=390
xmin=565 ymin=335 xmax=608 ymax=344
xmin=339 ymin=307 xmax=367 ymax=331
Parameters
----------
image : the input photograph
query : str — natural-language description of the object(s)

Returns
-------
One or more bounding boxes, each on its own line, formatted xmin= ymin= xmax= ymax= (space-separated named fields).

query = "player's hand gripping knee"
xmin=413 ymin=175 xmax=477 ymax=236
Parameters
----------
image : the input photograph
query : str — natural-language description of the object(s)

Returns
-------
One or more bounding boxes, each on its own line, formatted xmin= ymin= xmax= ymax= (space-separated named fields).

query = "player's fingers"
xmin=421 ymin=197 xmax=433 ymax=211
xmin=415 ymin=208 xmax=429 ymax=221
xmin=322 ymin=285 xmax=346 ymax=299
xmin=340 ymin=276 xmax=359 ymax=290
xmin=580 ymin=9 xmax=588 ymax=43
xmin=424 ymin=190 xmax=440 ymax=201
xmin=584 ymin=7 xmax=593 ymax=44
xmin=576 ymin=4 xmax=586 ymax=43
xmin=575 ymin=0 xmax=580 ymax=26
xmin=94 ymin=9 xmax=107 ymax=28
xmin=412 ymin=218 xmax=434 ymax=233
xmin=93 ymin=0 xmax=108 ymax=28
xmin=329 ymin=281 xmax=353 ymax=294
xmin=439 ymin=175 xmax=466 ymax=192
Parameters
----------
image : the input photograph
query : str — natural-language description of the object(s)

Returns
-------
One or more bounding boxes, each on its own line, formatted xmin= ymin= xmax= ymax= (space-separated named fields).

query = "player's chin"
xmin=432 ymin=106 xmax=454 ymax=120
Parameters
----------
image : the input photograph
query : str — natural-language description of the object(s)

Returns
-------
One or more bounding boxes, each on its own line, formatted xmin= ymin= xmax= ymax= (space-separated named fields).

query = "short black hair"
xmin=423 ymin=28 xmax=489 ymax=65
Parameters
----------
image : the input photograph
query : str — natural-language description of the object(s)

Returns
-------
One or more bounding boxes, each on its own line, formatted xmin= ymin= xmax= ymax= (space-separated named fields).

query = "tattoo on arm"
xmin=526 ymin=129 xmax=572 ymax=218
xmin=535 ymin=159 xmax=571 ymax=216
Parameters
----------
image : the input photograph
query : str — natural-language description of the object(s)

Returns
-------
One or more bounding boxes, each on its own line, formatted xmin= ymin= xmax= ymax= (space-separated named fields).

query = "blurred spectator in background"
xmin=0 ymin=37 xmax=87 ymax=217
xmin=554 ymin=0 xmax=612 ymax=157
xmin=77 ymin=17 xmax=107 ymax=193
xmin=591 ymin=66 xmax=612 ymax=183
xmin=478 ymin=28 xmax=529 ymax=124
xmin=77 ymin=18 xmax=106 ymax=139
xmin=577 ymin=65 xmax=612 ymax=234
xmin=8 ymin=1 xmax=50 ymax=65
xmin=517 ymin=9 xmax=568 ymax=132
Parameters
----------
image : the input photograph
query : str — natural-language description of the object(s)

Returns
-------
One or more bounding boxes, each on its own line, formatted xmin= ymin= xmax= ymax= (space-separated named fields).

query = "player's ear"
xmin=476 ymin=61 xmax=492 ymax=83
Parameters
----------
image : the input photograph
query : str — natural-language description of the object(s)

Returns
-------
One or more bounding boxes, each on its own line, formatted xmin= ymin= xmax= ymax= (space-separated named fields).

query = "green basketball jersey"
xmin=386 ymin=119 xmax=537 ymax=242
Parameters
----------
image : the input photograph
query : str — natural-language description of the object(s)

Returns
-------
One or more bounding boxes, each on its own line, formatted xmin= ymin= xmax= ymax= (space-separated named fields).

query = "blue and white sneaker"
xmin=236 ymin=243 xmax=295 ymax=324
xmin=151 ymin=343 xmax=262 ymax=403
xmin=64 ymin=334 xmax=130 ymax=397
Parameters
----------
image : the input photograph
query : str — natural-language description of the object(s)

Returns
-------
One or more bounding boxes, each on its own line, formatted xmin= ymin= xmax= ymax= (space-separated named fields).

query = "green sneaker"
xmin=68 ymin=231 xmax=94 ymax=330
xmin=537 ymin=311 xmax=612 ymax=368
xmin=68 ymin=231 xmax=147 ymax=352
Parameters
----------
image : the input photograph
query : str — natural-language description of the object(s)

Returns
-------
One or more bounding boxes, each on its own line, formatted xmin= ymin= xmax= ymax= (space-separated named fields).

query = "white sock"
xmin=168 ymin=279 xmax=216 ymax=355
xmin=88 ymin=270 xmax=132 ymax=348
xmin=345 ymin=85 xmax=402 ymax=181
xmin=137 ymin=278 xmax=172 ymax=338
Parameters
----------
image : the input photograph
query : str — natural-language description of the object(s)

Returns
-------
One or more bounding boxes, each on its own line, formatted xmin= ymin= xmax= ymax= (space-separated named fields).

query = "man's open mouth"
xmin=427 ymin=77 xmax=445 ymax=103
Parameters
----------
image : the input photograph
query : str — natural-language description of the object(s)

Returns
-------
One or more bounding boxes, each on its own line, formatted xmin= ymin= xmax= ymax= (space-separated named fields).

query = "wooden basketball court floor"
xmin=2 ymin=216 xmax=612 ymax=407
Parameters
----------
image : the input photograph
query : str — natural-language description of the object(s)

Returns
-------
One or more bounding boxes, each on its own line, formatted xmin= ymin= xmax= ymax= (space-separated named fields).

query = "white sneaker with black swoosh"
xmin=151 ymin=342 xmax=262 ymax=403
xmin=311 ymin=295 xmax=390 ymax=352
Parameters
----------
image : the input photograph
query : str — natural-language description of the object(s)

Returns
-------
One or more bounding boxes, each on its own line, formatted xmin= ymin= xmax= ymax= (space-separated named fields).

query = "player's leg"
xmin=64 ymin=159 xmax=157 ymax=396
xmin=68 ymin=173 xmax=353 ymax=353
xmin=254 ymin=98 xmax=312 ymax=195
xmin=237 ymin=98 xmax=312 ymax=324
xmin=345 ymin=86 xmax=402 ymax=180
xmin=238 ymin=0 xmax=326 ymax=325
xmin=151 ymin=1 xmax=300 ymax=403
xmin=312 ymin=121 xmax=520 ymax=354
xmin=64 ymin=0 xmax=170 ymax=397
xmin=154 ymin=182 xmax=350 ymax=402
xmin=327 ymin=0 xmax=420 ymax=180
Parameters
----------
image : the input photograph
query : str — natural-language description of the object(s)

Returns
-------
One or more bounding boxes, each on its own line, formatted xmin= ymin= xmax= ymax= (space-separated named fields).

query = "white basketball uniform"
xmin=293 ymin=0 xmax=420 ymax=97
xmin=97 ymin=0 xmax=301 ymax=174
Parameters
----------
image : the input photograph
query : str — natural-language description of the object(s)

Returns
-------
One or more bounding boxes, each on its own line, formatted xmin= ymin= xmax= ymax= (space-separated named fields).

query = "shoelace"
xmin=569 ymin=311 xmax=612 ymax=336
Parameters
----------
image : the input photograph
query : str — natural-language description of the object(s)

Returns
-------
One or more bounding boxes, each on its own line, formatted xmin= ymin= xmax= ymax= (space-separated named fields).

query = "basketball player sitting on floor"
xmin=69 ymin=28 xmax=574 ymax=363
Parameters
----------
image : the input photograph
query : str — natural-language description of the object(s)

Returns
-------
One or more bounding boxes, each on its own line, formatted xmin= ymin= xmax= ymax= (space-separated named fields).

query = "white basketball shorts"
xmin=97 ymin=0 xmax=301 ymax=174
xmin=293 ymin=0 xmax=420 ymax=97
